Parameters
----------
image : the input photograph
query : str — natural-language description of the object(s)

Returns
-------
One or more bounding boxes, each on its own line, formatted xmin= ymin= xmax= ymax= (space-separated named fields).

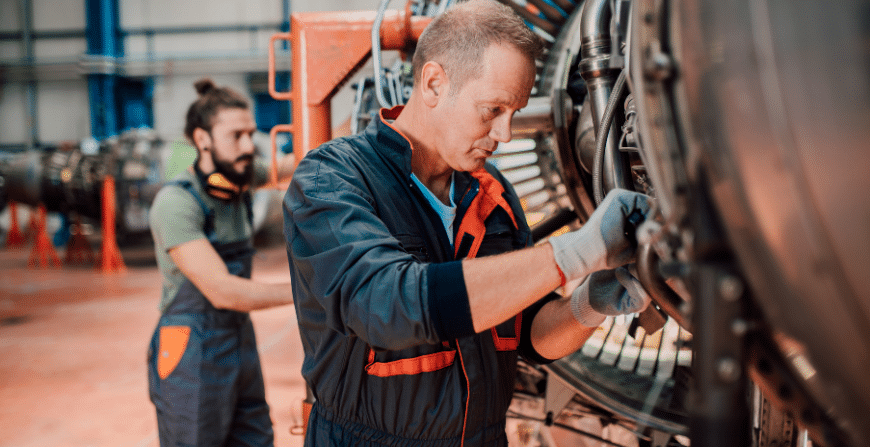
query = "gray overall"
xmin=147 ymin=181 xmax=273 ymax=447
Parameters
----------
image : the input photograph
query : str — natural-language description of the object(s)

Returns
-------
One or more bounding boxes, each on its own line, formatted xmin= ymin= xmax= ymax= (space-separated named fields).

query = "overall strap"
xmin=242 ymin=190 xmax=254 ymax=226
xmin=454 ymin=169 xmax=519 ymax=260
xmin=171 ymin=180 xmax=217 ymax=242
xmin=454 ymin=168 xmax=522 ymax=351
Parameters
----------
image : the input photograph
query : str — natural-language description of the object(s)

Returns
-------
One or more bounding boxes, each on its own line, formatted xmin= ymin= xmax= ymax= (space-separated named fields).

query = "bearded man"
xmin=147 ymin=78 xmax=295 ymax=447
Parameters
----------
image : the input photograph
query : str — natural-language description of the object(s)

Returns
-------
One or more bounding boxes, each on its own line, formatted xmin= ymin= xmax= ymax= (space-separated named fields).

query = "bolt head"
xmin=717 ymin=357 xmax=741 ymax=382
xmin=718 ymin=275 xmax=744 ymax=302
xmin=644 ymin=52 xmax=673 ymax=81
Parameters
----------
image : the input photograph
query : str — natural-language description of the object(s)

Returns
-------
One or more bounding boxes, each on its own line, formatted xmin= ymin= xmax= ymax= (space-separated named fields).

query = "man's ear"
xmin=420 ymin=61 xmax=449 ymax=107
xmin=192 ymin=127 xmax=212 ymax=153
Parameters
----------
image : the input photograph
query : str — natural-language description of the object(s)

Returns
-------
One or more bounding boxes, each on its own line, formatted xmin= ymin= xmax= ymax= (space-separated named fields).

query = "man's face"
xmin=432 ymin=43 xmax=536 ymax=173
xmin=207 ymin=107 xmax=257 ymax=185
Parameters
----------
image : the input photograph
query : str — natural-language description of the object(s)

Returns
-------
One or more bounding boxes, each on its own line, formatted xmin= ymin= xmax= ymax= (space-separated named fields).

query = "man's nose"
xmin=239 ymin=134 xmax=256 ymax=155
xmin=489 ymin=115 xmax=513 ymax=143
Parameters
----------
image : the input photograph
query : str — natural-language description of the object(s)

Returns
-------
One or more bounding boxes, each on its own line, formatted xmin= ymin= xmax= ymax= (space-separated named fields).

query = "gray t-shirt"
xmin=149 ymin=161 xmax=267 ymax=312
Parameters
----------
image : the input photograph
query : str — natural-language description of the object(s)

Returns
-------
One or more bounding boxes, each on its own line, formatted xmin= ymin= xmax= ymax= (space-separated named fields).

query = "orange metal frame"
xmin=267 ymin=8 xmax=431 ymax=183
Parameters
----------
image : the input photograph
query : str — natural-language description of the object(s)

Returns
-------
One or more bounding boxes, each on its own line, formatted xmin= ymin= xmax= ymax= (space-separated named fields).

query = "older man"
xmin=283 ymin=1 xmax=652 ymax=445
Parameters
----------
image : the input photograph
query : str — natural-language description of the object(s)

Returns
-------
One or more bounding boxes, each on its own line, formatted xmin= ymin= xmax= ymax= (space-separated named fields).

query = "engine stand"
xmin=27 ymin=204 xmax=62 ymax=268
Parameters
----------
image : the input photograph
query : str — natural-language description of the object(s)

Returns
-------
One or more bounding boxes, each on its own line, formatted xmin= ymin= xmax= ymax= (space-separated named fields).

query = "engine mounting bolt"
xmin=718 ymin=275 xmax=744 ymax=302
xmin=731 ymin=318 xmax=749 ymax=336
xmin=717 ymin=357 xmax=741 ymax=382
xmin=643 ymin=51 xmax=673 ymax=81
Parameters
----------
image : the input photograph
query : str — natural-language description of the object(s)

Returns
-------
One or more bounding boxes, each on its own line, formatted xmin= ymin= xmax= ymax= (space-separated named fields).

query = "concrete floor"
xmin=0 ymin=231 xmax=628 ymax=447
xmin=0 ymin=240 xmax=307 ymax=447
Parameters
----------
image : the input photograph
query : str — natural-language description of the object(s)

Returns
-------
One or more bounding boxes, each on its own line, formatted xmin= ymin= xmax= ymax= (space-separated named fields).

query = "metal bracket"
xmin=544 ymin=370 xmax=577 ymax=423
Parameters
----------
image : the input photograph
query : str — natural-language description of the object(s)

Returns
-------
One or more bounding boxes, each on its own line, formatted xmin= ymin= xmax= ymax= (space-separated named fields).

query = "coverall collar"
xmin=366 ymin=106 xmax=415 ymax=178
xmin=370 ymin=105 xmax=472 ymax=207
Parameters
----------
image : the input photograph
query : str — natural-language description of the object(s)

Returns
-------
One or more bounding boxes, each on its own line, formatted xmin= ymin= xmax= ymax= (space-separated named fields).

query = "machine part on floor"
xmin=0 ymin=132 xmax=160 ymax=240
xmin=0 ymin=129 xmax=285 ymax=244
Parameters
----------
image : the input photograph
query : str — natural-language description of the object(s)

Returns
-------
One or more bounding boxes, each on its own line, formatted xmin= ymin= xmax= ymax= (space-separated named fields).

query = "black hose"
xmin=530 ymin=207 xmax=578 ymax=243
xmin=592 ymin=69 xmax=628 ymax=205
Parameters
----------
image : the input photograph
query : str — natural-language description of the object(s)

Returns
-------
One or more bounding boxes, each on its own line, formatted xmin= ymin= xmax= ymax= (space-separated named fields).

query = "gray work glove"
xmin=549 ymin=189 xmax=652 ymax=282
xmin=569 ymin=265 xmax=652 ymax=327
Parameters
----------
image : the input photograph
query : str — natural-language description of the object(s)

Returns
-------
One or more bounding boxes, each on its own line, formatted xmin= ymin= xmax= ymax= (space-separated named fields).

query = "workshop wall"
xmin=0 ymin=0 xmax=393 ymax=150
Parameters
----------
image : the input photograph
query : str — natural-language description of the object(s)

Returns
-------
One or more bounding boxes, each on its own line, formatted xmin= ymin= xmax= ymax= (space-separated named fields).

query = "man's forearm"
xmin=276 ymin=153 xmax=297 ymax=181
xmin=529 ymin=297 xmax=597 ymax=360
xmin=462 ymin=243 xmax=562 ymax=333
xmin=200 ymin=275 xmax=293 ymax=312
xmin=169 ymin=238 xmax=293 ymax=313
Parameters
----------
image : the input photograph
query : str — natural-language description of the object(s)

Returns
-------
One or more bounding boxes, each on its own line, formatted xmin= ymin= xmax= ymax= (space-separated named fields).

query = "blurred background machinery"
xmin=0 ymin=0 xmax=379 ymax=251
xmin=0 ymin=131 xmax=162 ymax=239
xmin=0 ymin=130 xmax=285 ymax=246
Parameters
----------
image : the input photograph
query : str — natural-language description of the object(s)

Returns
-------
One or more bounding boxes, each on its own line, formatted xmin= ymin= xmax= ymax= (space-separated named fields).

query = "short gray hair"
xmin=411 ymin=0 xmax=544 ymax=93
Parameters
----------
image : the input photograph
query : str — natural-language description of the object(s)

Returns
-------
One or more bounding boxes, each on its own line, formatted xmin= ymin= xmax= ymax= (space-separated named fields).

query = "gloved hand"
xmin=569 ymin=265 xmax=652 ymax=328
xmin=548 ymin=189 xmax=652 ymax=282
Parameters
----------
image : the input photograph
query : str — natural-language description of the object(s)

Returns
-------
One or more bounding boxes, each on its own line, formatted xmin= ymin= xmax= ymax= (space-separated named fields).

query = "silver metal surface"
xmin=671 ymin=0 xmax=870 ymax=444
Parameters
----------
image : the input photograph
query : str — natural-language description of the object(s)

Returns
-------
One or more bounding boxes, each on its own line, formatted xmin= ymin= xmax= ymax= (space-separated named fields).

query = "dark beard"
xmin=213 ymin=155 xmax=254 ymax=186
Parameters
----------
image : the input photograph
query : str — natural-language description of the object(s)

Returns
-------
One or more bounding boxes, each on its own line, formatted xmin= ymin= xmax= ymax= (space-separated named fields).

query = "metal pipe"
xmin=578 ymin=0 xmax=630 ymax=200
xmin=0 ymin=24 xmax=287 ymax=42
xmin=372 ymin=0 xmax=394 ymax=109
xmin=579 ymin=0 xmax=611 ymax=61
xmin=637 ymin=241 xmax=692 ymax=331
xmin=350 ymin=81 xmax=366 ymax=136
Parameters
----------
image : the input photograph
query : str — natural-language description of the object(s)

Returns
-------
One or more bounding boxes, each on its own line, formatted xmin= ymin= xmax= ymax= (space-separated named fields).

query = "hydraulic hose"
xmin=592 ymin=69 xmax=627 ymax=205
xmin=372 ymin=0 xmax=393 ymax=108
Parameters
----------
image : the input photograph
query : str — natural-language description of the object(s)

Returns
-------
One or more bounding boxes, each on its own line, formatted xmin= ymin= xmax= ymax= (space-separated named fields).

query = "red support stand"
xmin=5 ymin=201 xmax=26 ymax=248
xmin=27 ymin=204 xmax=62 ymax=268
xmin=99 ymin=175 xmax=126 ymax=274
xmin=65 ymin=215 xmax=95 ymax=266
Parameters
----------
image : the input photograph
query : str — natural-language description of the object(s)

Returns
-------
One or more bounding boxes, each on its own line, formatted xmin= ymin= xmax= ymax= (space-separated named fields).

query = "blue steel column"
xmin=21 ymin=0 xmax=38 ymax=151
xmin=85 ymin=0 xmax=123 ymax=140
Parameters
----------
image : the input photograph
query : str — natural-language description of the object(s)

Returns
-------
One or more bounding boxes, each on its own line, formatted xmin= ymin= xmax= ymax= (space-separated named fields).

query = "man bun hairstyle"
xmin=412 ymin=0 xmax=544 ymax=93
xmin=184 ymin=78 xmax=250 ymax=141
xmin=194 ymin=78 xmax=217 ymax=95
